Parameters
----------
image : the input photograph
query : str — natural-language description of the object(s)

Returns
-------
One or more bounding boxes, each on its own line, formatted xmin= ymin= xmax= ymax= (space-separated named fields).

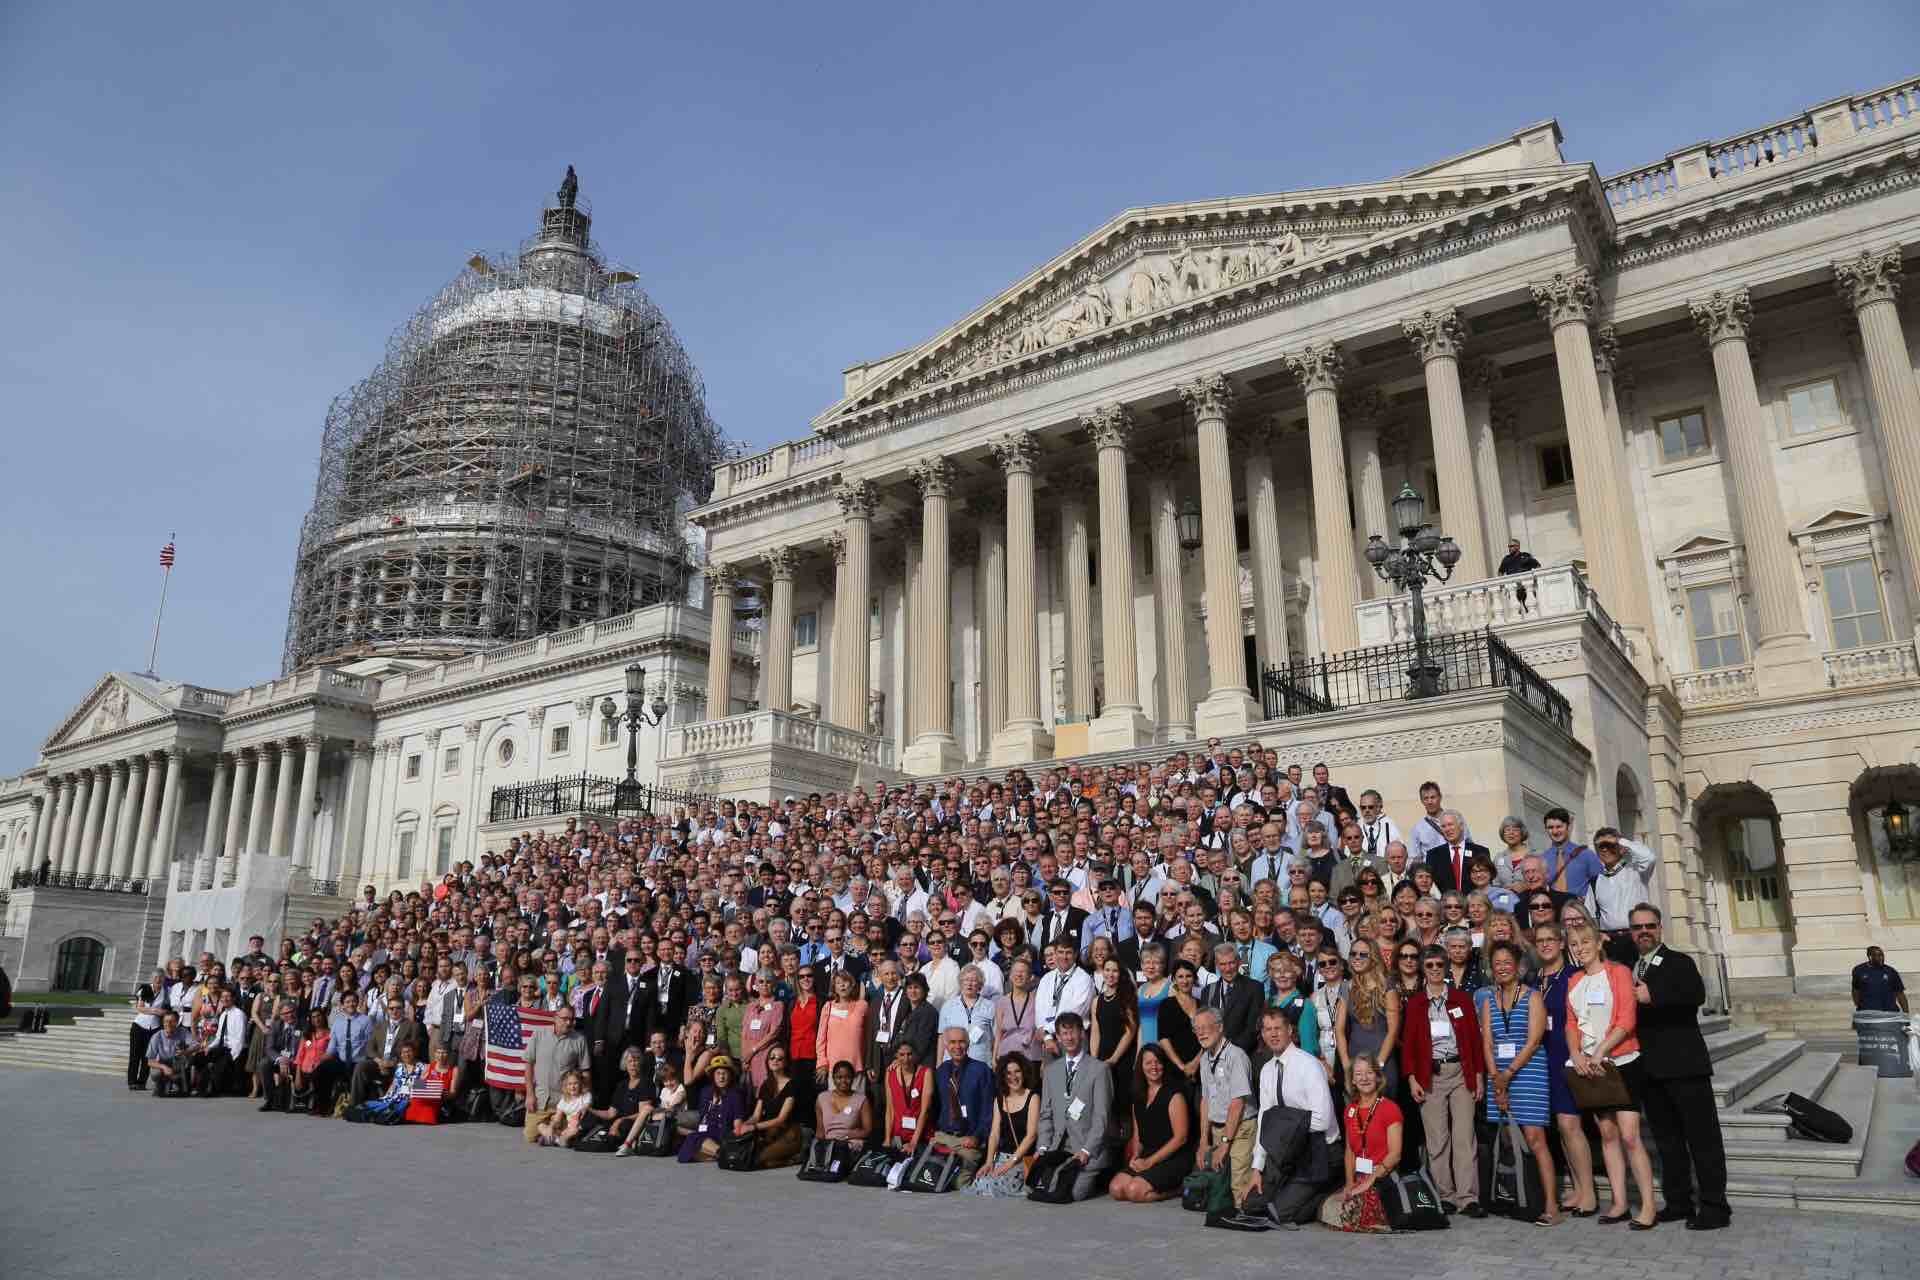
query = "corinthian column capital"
xmin=1402 ymin=306 xmax=1468 ymax=364
xmin=1690 ymin=288 xmax=1754 ymax=346
xmin=1285 ymin=343 xmax=1344 ymax=395
xmin=1531 ymin=268 xmax=1597 ymax=329
xmin=707 ymin=561 xmax=742 ymax=593
xmin=833 ymin=478 xmax=878 ymax=518
xmin=1177 ymin=371 xmax=1235 ymax=420
xmin=1463 ymin=356 xmax=1503 ymax=397
xmin=989 ymin=430 xmax=1041 ymax=475
xmin=1834 ymin=247 xmax=1902 ymax=310
xmin=909 ymin=457 xmax=957 ymax=499
xmin=763 ymin=544 xmax=798 ymax=582
xmin=1590 ymin=323 xmax=1621 ymax=376
xmin=1083 ymin=402 xmax=1137 ymax=451
xmin=823 ymin=531 xmax=848 ymax=566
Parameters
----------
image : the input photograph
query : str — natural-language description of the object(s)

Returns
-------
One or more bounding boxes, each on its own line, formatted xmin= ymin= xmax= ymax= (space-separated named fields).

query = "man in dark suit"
xmin=1423 ymin=810 xmax=1489 ymax=895
xmin=817 ymin=927 xmax=870 ymax=987
xmin=1629 ymin=904 xmax=1730 ymax=1231
xmin=1309 ymin=762 xmax=1355 ymax=822
xmin=592 ymin=951 xmax=655 ymax=1104
xmin=1033 ymin=880 xmax=1088 ymax=957
xmin=1115 ymin=904 xmax=1160 ymax=975
xmin=863 ymin=960 xmax=910 ymax=1086
xmin=1205 ymin=943 xmax=1266 ymax=1055
xmin=650 ymin=956 xmax=693 ymax=1040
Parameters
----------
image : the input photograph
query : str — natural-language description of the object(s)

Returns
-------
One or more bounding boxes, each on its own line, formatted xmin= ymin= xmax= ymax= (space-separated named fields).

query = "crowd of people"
xmin=122 ymin=742 xmax=1735 ymax=1231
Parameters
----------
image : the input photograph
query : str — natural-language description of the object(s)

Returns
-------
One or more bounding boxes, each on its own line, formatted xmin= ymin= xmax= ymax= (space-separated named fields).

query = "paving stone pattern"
xmin=2 ymin=1068 xmax=1913 ymax=1280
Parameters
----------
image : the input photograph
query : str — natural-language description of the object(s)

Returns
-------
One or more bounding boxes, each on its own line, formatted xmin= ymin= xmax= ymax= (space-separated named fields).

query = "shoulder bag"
xmin=1564 ymin=1061 xmax=1632 ymax=1111
xmin=717 ymin=1131 xmax=760 ymax=1171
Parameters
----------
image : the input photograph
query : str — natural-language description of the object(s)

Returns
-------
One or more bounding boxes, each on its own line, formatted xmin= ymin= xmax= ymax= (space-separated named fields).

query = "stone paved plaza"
xmin=3 ymin=1067 xmax=1914 ymax=1279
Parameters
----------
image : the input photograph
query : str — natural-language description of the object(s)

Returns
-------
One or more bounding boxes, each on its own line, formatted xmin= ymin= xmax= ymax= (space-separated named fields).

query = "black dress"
xmin=1093 ymin=993 xmax=1135 ymax=1121
xmin=1157 ymin=996 xmax=1201 ymax=1086
xmin=1132 ymin=1083 xmax=1195 ymax=1192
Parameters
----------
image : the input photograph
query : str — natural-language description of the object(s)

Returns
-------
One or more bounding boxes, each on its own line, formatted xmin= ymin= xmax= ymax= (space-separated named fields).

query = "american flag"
xmin=158 ymin=541 xmax=176 ymax=568
xmin=413 ymin=1073 xmax=446 ymax=1103
xmin=483 ymin=1001 xmax=555 ymax=1091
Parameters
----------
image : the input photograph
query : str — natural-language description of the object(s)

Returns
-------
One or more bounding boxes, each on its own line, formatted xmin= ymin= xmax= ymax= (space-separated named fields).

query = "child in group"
xmin=538 ymin=1069 xmax=592 ymax=1147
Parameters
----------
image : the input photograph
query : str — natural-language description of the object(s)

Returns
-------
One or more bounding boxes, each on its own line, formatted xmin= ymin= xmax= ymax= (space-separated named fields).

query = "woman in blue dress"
xmin=1135 ymin=942 xmax=1170 ymax=1048
xmin=1476 ymin=939 xmax=1561 ymax=1225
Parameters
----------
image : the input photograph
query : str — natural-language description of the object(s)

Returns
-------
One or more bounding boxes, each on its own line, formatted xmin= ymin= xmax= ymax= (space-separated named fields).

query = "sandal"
xmin=1596 ymin=1213 xmax=1629 ymax=1225
xmin=1568 ymin=1207 xmax=1598 ymax=1218
xmin=1533 ymin=1212 xmax=1563 ymax=1227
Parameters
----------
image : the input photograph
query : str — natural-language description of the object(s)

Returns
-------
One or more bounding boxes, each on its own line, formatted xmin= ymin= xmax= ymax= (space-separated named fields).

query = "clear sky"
xmin=2 ymin=1 xmax=1915 ymax=769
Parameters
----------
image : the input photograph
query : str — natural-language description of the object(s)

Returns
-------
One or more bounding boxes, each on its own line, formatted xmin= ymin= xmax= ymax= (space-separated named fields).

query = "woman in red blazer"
xmin=1399 ymin=945 xmax=1487 ymax=1215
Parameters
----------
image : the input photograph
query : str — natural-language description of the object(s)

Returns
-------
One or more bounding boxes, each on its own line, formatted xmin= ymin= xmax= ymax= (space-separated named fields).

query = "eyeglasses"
xmin=1422 ymin=960 xmax=1447 ymax=970
xmin=1628 ymin=923 xmax=1660 ymax=933
xmin=1316 ymin=959 xmax=1342 ymax=970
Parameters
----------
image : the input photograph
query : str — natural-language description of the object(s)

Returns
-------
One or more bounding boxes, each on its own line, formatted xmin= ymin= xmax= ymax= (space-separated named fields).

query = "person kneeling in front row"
xmin=928 ymin=1026 xmax=995 ymax=1186
xmin=1244 ymin=1009 xmax=1340 ymax=1227
xmin=1035 ymin=1012 xmax=1114 ymax=1200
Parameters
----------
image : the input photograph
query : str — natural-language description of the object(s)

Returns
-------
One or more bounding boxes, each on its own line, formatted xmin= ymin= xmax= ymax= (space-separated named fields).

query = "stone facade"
xmin=680 ymin=78 xmax=1920 ymax=995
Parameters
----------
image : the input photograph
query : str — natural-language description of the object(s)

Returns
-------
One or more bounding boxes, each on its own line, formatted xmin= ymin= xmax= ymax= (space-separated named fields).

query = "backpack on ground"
xmin=1024 ymin=1150 xmax=1081 ymax=1203
xmin=572 ymin=1123 xmax=619 ymax=1153
xmin=632 ymin=1110 xmax=675 ymax=1156
xmin=1378 ymin=1161 xmax=1450 ymax=1230
xmin=846 ymin=1146 xmax=901 ymax=1188
xmin=1181 ymin=1164 xmax=1233 ymax=1214
xmin=1478 ymin=1120 xmax=1545 ymax=1219
xmin=1782 ymin=1092 xmax=1853 ymax=1144
xmin=901 ymin=1143 xmax=965 ymax=1193
xmin=717 ymin=1132 xmax=759 ymax=1171
xmin=797 ymin=1137 xmax=853 ymax=1182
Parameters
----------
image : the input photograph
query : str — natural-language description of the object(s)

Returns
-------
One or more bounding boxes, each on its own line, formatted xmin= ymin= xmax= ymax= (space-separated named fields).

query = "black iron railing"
xmin=1261 ymin=628 xmax=1572 ymax=733
xmin=7 ymin=868 xmax=151 ymax=894
xmin=488 ymin=773 xmax=719 ymax=825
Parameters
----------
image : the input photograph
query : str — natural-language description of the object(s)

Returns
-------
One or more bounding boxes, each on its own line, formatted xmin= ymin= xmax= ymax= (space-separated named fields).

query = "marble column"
xmin=904 ymin=459 xmax=963 ymax=774
xmin=971 ymin=496 xmax=1008 ymax=745
xmin=899 ymin=521 xmax=922 ymax=743
xmin=75 ymin=764 xmax=110 ymax=881
xmin=1689 ymin=287 xmax=1818 ymax=694
xmin=832 ymin=480 xmax=877 ymax=732
xmin=1083 ymin=404 xmax=1152 ymax=750
xmin=1142 ymin=446 xmax=1195 ymax=742
xmin=1589 ymin=326 xmax=1661 ymax=667
xmin=1341 ymin=388 xmax=1394 ymax=600
xmin=60 ymin=769 xmax=93 ymax=878
xmin=1462 ymin=357 xmax=1512 ymax=558
xmin=290 ymin=735 xmax=323 ymax=874
xmin=1056 ymin=470 xmax=1095 ymax=722
xmin=45 ymin=776 xmax=73 ymax=878
xmin=190 ymin=753 xmax=227 ymax=889
xmin=340 ymin=743 xmax=374 ymax=891
xmin=704 ymin=562 xmax=739 ymax=720
xmin=110 ymin=756 xmax=147 ymax=882
xmin=1405 ymin=306 xmax=1490 ymax=581
xmin=268 ymin=739 xmax=297 ymax=858
xmin=131 ymin=754 xmax=164 ymax=880
xmin=89 ymin=761 xmax=126 ymax=882
xmin=220 ymin=749 xmax=251 ymax=866
xmin=147 ymin=750 xmax=183 ymax=882
xmin=30 ymin=777 xmax=60 ymax=874
xmin=990 ymin=432 xmax=1053 ymax=763
xmin=245 ymin=745 xmax=275 ymax=856
xmin=1237 ymin=417 xmax=1290 ymax=674
xmin=1535 ymin=270 xmax=1665 ymax=675
xmin=1836 ymin=247 xmax=1920 ymax=632
xmin=762 ymin=546 xmax=797 ymax=714
xmin=1180 ymin=372 xmax=1260 ymax=734
xmin=1288 ymin=347 xmax=1362 ymax=656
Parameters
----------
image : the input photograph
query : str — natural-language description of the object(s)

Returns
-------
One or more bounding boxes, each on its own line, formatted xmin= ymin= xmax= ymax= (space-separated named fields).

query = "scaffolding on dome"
xmin=281 ymin=172 xmax=729 ymax=673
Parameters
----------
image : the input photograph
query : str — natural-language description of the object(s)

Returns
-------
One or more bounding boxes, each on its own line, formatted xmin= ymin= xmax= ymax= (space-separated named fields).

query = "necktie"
xmin=1053 ymin=972 xmax=1068 ymax=1005
xmin=1452 ymin=846 xmax=1463 ymax=887
xmin=946 ymin=1067 xmax=963 ymax=1127
xmin=1064 ymin=1057 xmax=1078 ymax=1097
xmin=1108 ymin=909 xmax=1118 ymax=938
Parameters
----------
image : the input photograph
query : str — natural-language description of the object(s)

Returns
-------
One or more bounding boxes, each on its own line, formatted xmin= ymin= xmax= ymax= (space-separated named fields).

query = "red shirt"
xmin=788 ymin=995 xmax=820 ymax=1064
xmin=1344 ymin=1097 xmax=1403 ymax=1167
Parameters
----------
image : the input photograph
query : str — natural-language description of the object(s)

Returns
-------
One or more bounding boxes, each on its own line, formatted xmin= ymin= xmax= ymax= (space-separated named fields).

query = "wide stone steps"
xmin=0 ymin=1008 xmax=131 ymax=1078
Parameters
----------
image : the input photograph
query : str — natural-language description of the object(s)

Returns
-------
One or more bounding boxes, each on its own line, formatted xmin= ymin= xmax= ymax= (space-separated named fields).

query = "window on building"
xmin=1723 ymin=816 xmax=1788 ymax=931
xmin=1867 ymin=803 xmax=1920 ymax=921
xmin=395 ymin=829 xmax=414 ymax=882
xmin=598 ymin=714 xmax=618 ymax=746
xmin=794 ymin=611 xmax=818 ymax=649
xmin=1822 ymin=557 xmax=1888 ymax=650
xmin=1686 ymin=583 xmax=1746 ymax=670
xmin=405 ymin=753 xmax=421 ymax=780
xmin=1538 ymin=441 xmax=1575 ymax=490
xmin=1657 ymin=409 xmax=1712 ymax=463
xmin=435 ymin=825 xmax=455 ymax=877
xmin=550 ymin=725 xmax=570 ymax=755
xmin=443 ymin=746 xmax=460 ymax=775
xmin=1785 ymin=377 xmax=1844 ymax=436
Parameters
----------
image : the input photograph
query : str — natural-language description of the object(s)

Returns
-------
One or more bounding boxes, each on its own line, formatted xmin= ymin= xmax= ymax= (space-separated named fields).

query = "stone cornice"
xmin=1679 ymin=689 xmax=1920 ymax=747
xmin=371 ymin=633 xmax=706 ymax=719
xmin=688 ymin=471 xmax=837 ymax=530
xmin=815 ymin=173 xmax=1609 ymax=441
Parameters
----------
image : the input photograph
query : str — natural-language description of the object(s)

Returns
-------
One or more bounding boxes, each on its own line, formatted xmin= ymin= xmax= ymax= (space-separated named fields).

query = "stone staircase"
xmin=282 ymin=886 xmax=353 ymax=935
xmin=0 ymin=1006 xmax=131 ymax=1078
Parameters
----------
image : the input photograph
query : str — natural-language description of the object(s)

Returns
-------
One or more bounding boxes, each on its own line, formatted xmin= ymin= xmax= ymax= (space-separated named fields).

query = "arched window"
xmin=54 ymin=936 xmax=106 ymax=992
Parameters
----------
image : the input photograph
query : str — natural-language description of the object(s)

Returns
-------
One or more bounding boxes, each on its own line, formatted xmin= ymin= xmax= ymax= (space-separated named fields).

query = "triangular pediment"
xmin=812 ymin=145 xmax=1593 ymax=430
xmin=43 ymin=672 xmax=176 ymax=752
xmin=1792 ymin=505 xmax=1880 ymax=537
xmin=1660 ymin=529 xmax=1736 ymax=560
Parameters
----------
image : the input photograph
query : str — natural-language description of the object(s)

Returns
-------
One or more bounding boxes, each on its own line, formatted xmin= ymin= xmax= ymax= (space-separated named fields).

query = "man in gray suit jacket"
xmin=1036 ymin=1011 xmax=1114 ymax=1201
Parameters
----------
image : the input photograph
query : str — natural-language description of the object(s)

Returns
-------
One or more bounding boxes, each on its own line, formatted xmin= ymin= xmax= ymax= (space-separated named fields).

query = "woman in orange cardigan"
xmin=815 ymin=969 xmax=869 ymax=1086
xmin=1565 ymin=922 xmax=1656 ymax=1229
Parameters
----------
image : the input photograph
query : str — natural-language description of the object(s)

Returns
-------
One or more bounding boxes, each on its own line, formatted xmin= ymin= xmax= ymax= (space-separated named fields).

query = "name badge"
xmin=1496 ymin=1042 xmax=1517 ymax=1062
xmin=749 ymin=1019 xmax=763 ymax=1031
xmin=830 ymin=1008 xmax=849 ymax=1020
xmin=968 ymin=1024 xmax=985 ymax=1042
xmin=909 ymin=1087 xmax=920 ymax=1099
xmin=1586 ymin=986 xmax=1606 ymax=1005
xmin=960 ymin=1105 xmax=969 ymax=1119
xmin=901 ymin=1116 xmax=916 ymax=1130
xmin=706 ymin=1031 xmax=716 ymax=1046
xmin=1428 ymin=1016 xmax=1450 ymax=1040
xmin=1355 ymin=1157 xmax=1375 ymax=1174
xmin=1448 ymin=1007 xmax=1462 ymax=1019
xmin=1068 ymin=1097 xmax=1087 ymax=1121
xmin=875 ymin=1029 xmax=891 ymax=1044
xmin=1649 ymin=955 xmax=1664 ymax=967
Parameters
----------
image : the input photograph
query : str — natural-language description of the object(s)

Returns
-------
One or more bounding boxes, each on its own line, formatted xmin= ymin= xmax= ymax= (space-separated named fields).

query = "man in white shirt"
xmin=1033 ymin=938 xmax=1094 ymax=1059
xmin=1246 ymin=1009 xmax=1340 ymax=1225
xmin=1355 ymin=790 xmax=1401 ymax=860
xmin=1584 ymin=827 xmax=1659 ymax=959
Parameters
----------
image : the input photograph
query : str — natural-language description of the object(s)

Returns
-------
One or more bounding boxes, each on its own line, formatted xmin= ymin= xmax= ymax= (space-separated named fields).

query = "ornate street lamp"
xmin=1883 ymin=799 xmax=1918 ymax=862
xmin=1176 ymin=498 xmax=1204 ymax=556
xmin=600 ymin=663 xmax=669 ymax=806
xmin=1365 ymin=483 xmax=1463 ymax=698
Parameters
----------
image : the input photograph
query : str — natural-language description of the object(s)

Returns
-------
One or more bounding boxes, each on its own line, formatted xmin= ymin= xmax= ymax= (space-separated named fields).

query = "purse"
xmin=717 ymin=1132 xmax=760 ymax=1171
xmin=1564 ymin=1061 xmax=1632 ymax=1110
xmin=633 ymin=1110 xmax=675 ymax=1156
xmin=797 ymin=1137 xmax=853 ymax=1182
xmin=846 ymin=1146 xmax=901 ymax=1188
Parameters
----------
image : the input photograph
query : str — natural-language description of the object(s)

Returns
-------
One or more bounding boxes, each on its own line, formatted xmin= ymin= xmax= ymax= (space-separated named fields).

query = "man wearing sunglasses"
xmin=1628 ymin=905 xmax=1729 ymax=1232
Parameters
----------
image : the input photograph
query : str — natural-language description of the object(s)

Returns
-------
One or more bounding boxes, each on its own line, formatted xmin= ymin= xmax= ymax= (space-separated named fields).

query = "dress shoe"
xmin=1686 ymin=1213 xmax=1731 ymax=1231
xmin=258 ymin=1101 xmax=276 ymax=1113
xmin=1656 ymin=1206 xmax=1694 ymax=1223
xmin=1462 ymin=1203 xmax=1487 ymax=1219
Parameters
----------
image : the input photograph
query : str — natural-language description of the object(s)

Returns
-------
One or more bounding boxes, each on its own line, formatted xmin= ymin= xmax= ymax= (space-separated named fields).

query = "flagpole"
xmin=146 ymin=533 xmax=175 ymax=676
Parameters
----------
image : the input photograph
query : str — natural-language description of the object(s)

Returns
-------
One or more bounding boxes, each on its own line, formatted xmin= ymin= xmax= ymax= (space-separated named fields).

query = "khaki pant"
xmin=1420 ymin=1059 xmax=1477 ymax=1208
xmin=1209 ymin=1116 xmax=1258 ymax=1205
xmin=931 ymin=1130 xmax=986 ymax=1187
xmin=524 ymin=1104 xmax=557 ymax=1143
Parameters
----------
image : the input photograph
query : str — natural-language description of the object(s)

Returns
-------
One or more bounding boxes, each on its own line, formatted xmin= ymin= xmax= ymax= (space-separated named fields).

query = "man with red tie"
xmin=1423 ymin=810 xmax=1489 ymax=895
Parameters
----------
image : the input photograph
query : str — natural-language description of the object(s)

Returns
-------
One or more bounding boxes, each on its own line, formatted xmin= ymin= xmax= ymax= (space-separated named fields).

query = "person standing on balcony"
xmin=1499 ymin=538 xmax=1542 ymax=612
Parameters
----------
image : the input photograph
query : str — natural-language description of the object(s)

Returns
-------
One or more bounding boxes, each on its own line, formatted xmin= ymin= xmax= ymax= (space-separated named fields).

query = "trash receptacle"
xmin=1852 ymin=1010 xmax=1913 ymax=1078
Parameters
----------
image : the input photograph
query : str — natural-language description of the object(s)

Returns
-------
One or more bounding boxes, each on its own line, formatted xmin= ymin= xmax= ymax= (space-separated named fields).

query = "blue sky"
xmin=2 ymin=1 xmax=1915 ymax=768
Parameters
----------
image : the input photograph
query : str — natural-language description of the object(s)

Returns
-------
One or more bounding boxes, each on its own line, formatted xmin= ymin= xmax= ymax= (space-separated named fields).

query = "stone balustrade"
xmin=1673 ymin=665 xmax=1756 ymax=707
xmin=711 ymin=435 xmax=840 ymax=500
xmin=670 ymin=709 xmax=895 ymax=769
xmin=1823 ymin=638 xmax=1920 ymax=689
xmin=1353 ymin=563 xmax=1629 ymax=656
